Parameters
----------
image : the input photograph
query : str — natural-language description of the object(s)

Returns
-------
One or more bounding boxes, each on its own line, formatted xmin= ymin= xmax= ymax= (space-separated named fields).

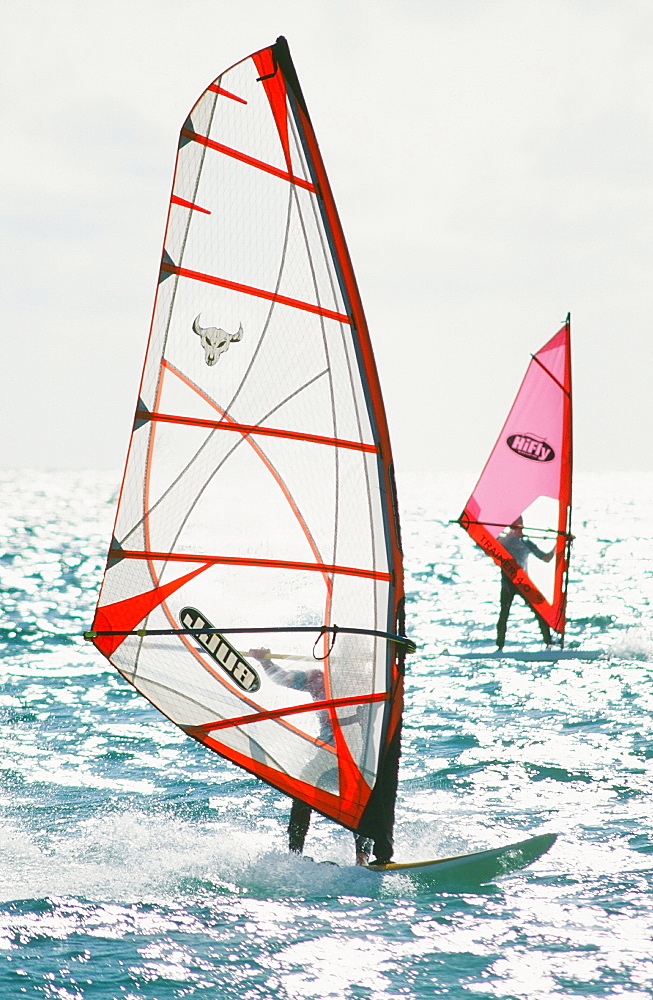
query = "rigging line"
xmin=120 ymin=670 xmax=244 ymax=717
xmin=300 ymin=133 xmax=373 ymax=459
xmin=186 ymin=691 xmax=389 ymax=735
xmin=201 ymin=721 xmax=334 ymax=767
xmin=293 ymin=120 xmax=381 ymax=682
xmin=288 ymin=87 xmax=396 ymax=682
xmin=286 ymin=98 xmax=320 ymax=197
xmin=290 ymin=179 xmax=339 ymax=444
xmin=312 ymin=626 xmax=338 ymax=661
xmin=198 ymin=724 xmax=336 ymax=765
xmin=289 ymin=175 xmax=340 ymax=673
xmin=286 ymin=94 xmax=383 ymax=710
xmin=530 ymin=353 xmax=570 ymax=398
xmin=288 ymin=92 xmax=396 ymax=772
xmin=220 ymin=182 xmax=294 ymax=416
xmin=285 ymin=121 xmax=359 ymax=682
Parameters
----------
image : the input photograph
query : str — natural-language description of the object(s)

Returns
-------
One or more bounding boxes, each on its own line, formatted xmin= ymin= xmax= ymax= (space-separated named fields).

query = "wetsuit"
xmin=497 ymin=534 xmax=553 ymax=647
xmin=253 ymin=652 xmax=376 ymax=862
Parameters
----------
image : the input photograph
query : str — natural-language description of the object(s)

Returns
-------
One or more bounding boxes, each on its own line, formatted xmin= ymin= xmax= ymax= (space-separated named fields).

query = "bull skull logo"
xmin=193 ymin=315 xmax=244 ymax=366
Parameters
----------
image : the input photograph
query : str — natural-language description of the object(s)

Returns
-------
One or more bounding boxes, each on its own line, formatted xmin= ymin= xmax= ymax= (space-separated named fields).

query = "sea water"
xmin=1 ymin=469 xmax=652 ymax=999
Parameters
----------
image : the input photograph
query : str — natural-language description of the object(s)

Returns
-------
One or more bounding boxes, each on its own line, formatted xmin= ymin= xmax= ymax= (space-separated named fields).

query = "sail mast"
xmin=558 ymin=312 xmax=573 ymax=645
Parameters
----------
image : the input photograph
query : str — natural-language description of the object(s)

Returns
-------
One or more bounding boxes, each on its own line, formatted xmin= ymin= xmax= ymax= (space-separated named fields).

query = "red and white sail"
xmin=88 ymin=38 xmax=407 ymax=833
xmin=459 ymin=317 xmax=573 ymax=638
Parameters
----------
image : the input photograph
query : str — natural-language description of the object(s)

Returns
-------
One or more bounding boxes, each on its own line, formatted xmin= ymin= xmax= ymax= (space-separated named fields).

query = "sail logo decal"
xmin=507 ymin=434 xmax=555 ymax=463
xmin=193 ymin=315 xmax=243 ymax=366
xmin=180 ymin=607 xmax=260 ymax=692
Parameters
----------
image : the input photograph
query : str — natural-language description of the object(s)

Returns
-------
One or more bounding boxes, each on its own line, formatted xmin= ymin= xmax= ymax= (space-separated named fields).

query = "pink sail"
xmin=459 ymin=317 xmax=573 ymax=638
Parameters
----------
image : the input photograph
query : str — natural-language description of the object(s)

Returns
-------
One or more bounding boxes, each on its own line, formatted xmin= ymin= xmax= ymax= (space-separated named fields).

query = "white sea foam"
xmin=606 ymin=626 xmax=653 ymax=662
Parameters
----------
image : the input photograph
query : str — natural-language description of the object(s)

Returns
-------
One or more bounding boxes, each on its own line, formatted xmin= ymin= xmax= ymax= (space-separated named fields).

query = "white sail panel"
xmin=89 ymin=38 xmax=407 ymax=833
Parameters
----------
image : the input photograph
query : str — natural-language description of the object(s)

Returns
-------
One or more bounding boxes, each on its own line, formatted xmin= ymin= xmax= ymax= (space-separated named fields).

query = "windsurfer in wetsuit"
xmin=248 ymin=647 xmax=375 ymax=866
xmin=497 ymin=517 xmax=554 ymax=649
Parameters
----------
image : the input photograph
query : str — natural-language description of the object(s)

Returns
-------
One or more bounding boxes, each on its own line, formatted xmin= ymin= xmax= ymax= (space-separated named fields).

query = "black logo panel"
xmin=507 ymin=434 xmax=555 ymax=463
xmin=179 ymin=607 xmax=260 ymax=693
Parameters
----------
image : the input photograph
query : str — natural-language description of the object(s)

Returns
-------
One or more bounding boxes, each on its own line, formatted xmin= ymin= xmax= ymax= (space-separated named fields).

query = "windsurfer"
xmin=249 ymin=647 xmax=375 ymax=865
xmin=497 ymin=517 xmax=554 ymax=648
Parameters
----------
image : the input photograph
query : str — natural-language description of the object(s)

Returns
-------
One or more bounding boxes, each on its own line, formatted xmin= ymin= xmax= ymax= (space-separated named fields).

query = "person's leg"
xmin=534 ymin=610 xmax=552 ymax=644
xmin=497 ymin=579 xmax=515 ymax=648
xmin=356 ymin=719 xmax=401 ymax=866
xmin=370 ymin=830 xmax=393 ymax=866
xmin=288 ymin=799 xmax=312 ymax=853
xmin=354 ymin=834 xmax=373 ymax=866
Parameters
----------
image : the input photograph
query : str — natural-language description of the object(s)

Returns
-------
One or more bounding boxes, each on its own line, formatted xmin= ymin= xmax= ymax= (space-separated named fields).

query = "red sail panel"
xmin=89 ymin=37 xmax=406 ymax=834
xmin=460 ymin=318 xmax=573 ymax=637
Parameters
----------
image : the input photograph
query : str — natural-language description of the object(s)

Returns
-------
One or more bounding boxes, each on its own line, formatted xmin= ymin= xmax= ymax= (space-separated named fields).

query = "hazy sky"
xmin=2 ymin=0 xmax=652 ymax=476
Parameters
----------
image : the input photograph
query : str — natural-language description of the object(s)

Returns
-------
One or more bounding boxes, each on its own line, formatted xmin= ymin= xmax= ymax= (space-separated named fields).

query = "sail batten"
xmin=89 ymin=36 xmax=406 ymax=837
xmin=459 ymin=317 xmax=573 ymax=640
xmin=159 ymin=262 xmax=352 ymax=322
xmin=106 ymin=549 xmax=393 ymax=581
xmin=180 ymin=128 xmax=318 ymax=191
xmin=186 ymin=691 xmax=390 ymax=736
xmin=206 ymin=84 xmax=247 ymax=104
xmin=135 ymin=409 xmax=378 ymax=453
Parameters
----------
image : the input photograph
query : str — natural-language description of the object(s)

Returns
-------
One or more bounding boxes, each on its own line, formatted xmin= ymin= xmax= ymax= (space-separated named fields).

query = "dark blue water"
xmin=1 ymin=470 xmax=652 ymax=998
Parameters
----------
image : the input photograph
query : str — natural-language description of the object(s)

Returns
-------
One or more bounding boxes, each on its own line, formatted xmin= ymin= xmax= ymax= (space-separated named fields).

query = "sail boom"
xmin=84 ymin=625 xmax=415 ymax=653
xmin=459 ymin=518 xmax=572 ymax=538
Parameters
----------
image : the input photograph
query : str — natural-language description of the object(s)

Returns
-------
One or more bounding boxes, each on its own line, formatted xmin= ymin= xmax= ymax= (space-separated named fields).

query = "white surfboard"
xmin=367 ymin=832 xmax=557 ymax=883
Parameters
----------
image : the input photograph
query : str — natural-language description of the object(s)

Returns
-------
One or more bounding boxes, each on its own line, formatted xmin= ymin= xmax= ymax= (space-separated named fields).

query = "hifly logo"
xmin=506 ymin=434 xmax=555 ymax=463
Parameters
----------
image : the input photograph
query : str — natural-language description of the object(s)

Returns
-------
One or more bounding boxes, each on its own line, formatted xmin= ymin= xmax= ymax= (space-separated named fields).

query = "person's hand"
xmin=249 ymin=647 xmax=271 ymax=661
